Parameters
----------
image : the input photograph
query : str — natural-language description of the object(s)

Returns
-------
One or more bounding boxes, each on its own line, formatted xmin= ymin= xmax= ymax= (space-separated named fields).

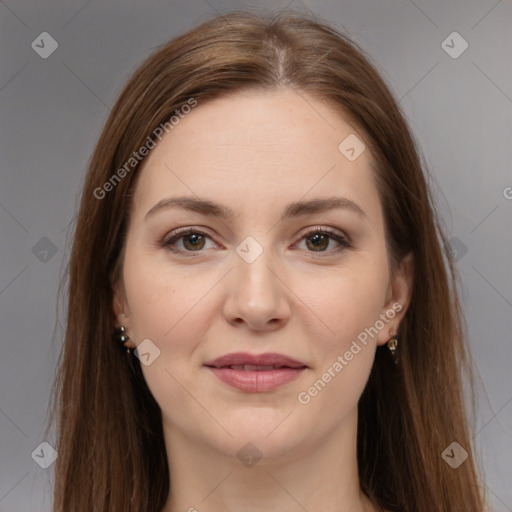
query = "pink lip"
xmin=204 ymin=352 xmax=308 ymax=392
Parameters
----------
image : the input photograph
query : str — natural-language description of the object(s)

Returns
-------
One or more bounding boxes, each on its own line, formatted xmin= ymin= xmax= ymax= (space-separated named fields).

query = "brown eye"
xmin=305 ymin=232 xmax=330 ymax=251
xmin=161 ymin=229 xmax=215 ymax=254
xmin=182 ymin=233 xmax=206 ymax=251
xmin=297 ymin=227 xmax=350 ymax=253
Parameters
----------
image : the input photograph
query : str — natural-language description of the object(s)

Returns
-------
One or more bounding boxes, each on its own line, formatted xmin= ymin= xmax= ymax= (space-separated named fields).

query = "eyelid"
xmin=160 ymin=225 xmax=351 ymax=255
xmin=160 ymin=227 xmax=220 ymax=254
xmin=294 ymin=225 xmax=351 ymax=246
xmin=291 ymin=226 xmax=351 ymax=256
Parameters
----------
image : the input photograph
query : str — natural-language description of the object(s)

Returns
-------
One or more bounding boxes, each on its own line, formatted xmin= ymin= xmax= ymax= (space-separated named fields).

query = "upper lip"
xmin=204 ymin=352 xmax=307 ymax=369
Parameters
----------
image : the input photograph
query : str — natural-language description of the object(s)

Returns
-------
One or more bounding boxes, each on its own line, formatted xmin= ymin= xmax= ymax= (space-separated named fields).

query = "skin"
xmin=113 ymin=89 xmax=413 ymax=512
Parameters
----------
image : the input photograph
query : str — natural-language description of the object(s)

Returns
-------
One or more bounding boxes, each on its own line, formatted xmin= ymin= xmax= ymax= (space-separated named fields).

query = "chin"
xmin=209 ymin=415 xmax=310 ymax=461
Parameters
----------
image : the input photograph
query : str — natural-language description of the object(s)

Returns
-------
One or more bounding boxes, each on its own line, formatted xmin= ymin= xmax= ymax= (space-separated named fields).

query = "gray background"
xmin=0 ymin=0 xmax=511 ymax=510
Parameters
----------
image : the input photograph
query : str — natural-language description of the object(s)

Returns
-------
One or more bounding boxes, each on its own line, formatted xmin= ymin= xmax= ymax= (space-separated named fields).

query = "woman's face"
xmin=114 ymin=89 xmax=412 ymax=462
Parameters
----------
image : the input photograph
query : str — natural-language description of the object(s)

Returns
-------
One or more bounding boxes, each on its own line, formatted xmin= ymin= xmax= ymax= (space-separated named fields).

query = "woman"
xmin=51 ymin=10 xmax=488 ymax=512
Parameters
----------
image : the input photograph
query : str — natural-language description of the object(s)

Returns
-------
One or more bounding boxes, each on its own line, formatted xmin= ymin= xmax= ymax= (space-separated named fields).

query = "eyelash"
xmin=160 ymin=226 xmax=351 ymax=257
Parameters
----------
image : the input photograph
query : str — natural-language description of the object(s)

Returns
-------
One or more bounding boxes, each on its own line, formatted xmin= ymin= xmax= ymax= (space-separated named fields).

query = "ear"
xmin=376 ymin=251 xmax=414 ymax=346
xmin=112 ymin=278 xmax=136 ymax=348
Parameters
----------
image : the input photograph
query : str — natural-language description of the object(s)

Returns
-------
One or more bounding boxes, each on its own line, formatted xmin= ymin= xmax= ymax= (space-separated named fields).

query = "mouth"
xmin=206 ymin=363 xmax=305 ymax=370
xmin=204 ymin=352 xmax=308 ymax=392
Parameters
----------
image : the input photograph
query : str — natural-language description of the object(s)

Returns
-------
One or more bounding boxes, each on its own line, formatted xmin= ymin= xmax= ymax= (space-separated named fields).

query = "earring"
xmin=387 ymin=336 xmax=399 ymax=365
xmin=115 ymin=315 xmax=133 ymax=354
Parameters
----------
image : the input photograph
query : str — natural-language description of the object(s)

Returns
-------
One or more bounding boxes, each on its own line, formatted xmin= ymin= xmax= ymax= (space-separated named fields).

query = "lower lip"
xmin=206 ymin=366 xmax=306 ymax=392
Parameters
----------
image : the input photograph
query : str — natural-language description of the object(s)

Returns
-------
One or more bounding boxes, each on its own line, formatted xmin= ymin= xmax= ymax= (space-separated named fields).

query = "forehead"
xmin=130 ymin=89 xmax=380 ymax=223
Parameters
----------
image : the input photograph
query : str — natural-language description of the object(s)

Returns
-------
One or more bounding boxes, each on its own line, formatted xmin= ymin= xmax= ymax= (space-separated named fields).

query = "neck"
xmin=160 ymin=408 xmax=378 ymax=512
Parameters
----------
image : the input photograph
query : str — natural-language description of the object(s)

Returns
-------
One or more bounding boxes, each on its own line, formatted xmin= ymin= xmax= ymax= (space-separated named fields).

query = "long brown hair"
xmin=51 ymin=10 xmax=488 ymax=511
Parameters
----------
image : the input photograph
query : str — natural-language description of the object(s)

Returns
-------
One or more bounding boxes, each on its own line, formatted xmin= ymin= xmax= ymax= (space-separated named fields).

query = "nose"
xmin=222 ymin=249 xmax=291 ymax=332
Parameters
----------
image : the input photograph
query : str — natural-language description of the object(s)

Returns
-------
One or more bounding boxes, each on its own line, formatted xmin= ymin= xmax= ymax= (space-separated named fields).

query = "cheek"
xmin=292 ymin=262 xmax=389 ymax=349
xmin=122 ymin=253 xmax=217 ymax=422
xmin=123 ymin=248 xmax=218 ymax=344
xmin=293 ymin=274 xmax=382 ymax=415
xmin=290 ymin=262 xmax=388 ymax=411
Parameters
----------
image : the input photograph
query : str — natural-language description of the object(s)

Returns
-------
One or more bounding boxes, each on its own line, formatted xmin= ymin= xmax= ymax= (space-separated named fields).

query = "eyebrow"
xmin=145 ymin=195 xmax=367 ymax=221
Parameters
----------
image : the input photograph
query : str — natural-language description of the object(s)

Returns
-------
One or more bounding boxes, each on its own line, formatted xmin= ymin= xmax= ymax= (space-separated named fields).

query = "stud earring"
xmin=115 ymin=314 xmax=133 ymax=354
